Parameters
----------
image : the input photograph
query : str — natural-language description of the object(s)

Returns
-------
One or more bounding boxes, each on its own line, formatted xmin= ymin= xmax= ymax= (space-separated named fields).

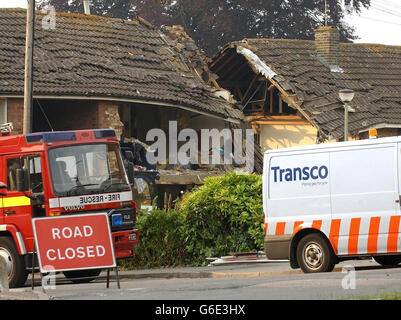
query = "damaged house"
xmin=0 ymin=8 xmax=256 ymax=209
xmin=209 ymin=26 xmax=401 ymax=152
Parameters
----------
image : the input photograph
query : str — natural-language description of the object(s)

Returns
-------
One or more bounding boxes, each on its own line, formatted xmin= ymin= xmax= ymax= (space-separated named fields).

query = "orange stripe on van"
xmin=348 ymin=218 xmax=361 ymax=255
xmin=312 ymin=220 xmax=322 ymax=230
xmin=264 ymin=223 xmax=268 ymax=236
xmin=293 ymin=221 xmax=303 ymax=234
xmin=387 ymin=216 xmax=401 ymax=253
xmin=329 ymin=219 xmax=341 ymax=254
xmin=275 ymin=222 xmax=286 ymax=235
xmin=367 ymin=217 xmax=381 ymax=254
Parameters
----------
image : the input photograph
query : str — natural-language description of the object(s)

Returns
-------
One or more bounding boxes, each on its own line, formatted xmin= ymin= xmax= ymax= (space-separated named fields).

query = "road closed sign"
xmin=32 ymin=213 xmax=116 ymax=272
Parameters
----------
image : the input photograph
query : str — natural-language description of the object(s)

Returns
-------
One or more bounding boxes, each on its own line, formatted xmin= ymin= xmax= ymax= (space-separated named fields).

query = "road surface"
xmin=7 ymin=259 xmax=401 ymax=301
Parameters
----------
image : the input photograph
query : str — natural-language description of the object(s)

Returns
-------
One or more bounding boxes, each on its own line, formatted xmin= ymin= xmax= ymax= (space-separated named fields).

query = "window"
xmin=7 ymin=158 xmax=23 ymax=191
xmin=0 ymin=99 xmax=7 ymax=124
xmin=7 ymin=156 xmax=44 ymax=193
xmin=29 ymin=156 xmax=43 ymax=193
xmin=48 ymin=144 xmax=129 ymax=196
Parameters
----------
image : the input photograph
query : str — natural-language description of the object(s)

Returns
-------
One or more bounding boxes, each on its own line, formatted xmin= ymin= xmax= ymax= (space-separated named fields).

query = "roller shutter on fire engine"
xmin=32 ymin=213 xmax=116 ymax=272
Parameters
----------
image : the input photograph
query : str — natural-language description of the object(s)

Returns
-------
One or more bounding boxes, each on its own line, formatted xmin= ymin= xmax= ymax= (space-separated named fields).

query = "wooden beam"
xmin=209 ymin=49 xmax=231 ymax=70
xmin=246 ymin=114 xmax=310 ymax=125
xmin=241 ymin=73 xmax=259 ymax=105
xmin=210 ymin=77 xmax=221 ymax=89
xmin=267 ymin=77 xmax=323 ymax=137
xmin=269 ymin=86 xmax=274 ymax=114
xmin=235 ymin=86 xmax=243 ymax=101
xmin=250 ymin=120 xmax=310 ymax=125
xmin=263 ymin=81 xmax=268 ymax=113
xmin=226 ymin=61 xmax=249 ymax=80
xmin=219 ymin=57 xmax=243 ymax=79
xmin=218 ymin=80 xmax=251 ymax=88
xmin=213 ymin=52 xmax=237 ymax=74
xmin=246 ymin=115 xmax=305 ymax=121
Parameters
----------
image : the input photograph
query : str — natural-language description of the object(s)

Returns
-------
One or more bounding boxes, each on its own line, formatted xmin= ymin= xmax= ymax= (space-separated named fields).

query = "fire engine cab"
xmin=0 ymin=125 xmax=138 ymax=287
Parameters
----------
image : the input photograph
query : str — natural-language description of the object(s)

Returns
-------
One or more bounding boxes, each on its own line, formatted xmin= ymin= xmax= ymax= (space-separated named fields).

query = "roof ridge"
xmin=243 ymin=38 xmax=314 ymax=42
xmin=342 ymin=42 xmax=401 ymax=50
xmin=0 ymin=7 xmax=153 ymax=29
xmin=240 ymin=37 xmax=401 ymax=50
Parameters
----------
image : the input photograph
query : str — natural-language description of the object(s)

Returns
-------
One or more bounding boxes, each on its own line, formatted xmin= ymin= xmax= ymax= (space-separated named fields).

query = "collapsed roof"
xmin=0 ymin=8 xmax=242 ymax=122
xmin=210 ymin=32 xmax=401 ymax=140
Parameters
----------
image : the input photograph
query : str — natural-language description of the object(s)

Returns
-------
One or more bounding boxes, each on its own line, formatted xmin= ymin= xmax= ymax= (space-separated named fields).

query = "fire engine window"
xmin=7 ymin=157 xmax=44 ymax=193
xmin=7 ymin=158 xmax=23 ymax=191
xmin=55 ymin=156 xmax=77 ymax=178
xmin=48 ymin=143 xmax=128 ymax=196
xmin=108 ymin=151 xmax=119 ymax=176
xmin=29 ymin=156 xmax=43 ymax=193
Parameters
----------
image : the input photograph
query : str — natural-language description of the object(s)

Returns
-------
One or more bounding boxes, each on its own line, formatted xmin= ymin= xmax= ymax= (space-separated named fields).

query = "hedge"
xmin=178 ymin=171 xmax=264 ymax=265
xmin=118 ymin=209 xmax=188 ymax=269
xmin=120 ymin=171 xmax=264 ymax=269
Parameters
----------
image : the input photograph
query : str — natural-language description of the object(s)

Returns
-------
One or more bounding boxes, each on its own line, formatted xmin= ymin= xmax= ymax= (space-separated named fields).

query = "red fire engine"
xmin=0 ymin=125 xmax=139 ymax=287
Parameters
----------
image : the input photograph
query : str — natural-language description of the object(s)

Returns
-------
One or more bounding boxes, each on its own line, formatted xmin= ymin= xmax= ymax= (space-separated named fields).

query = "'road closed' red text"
xmin=32 ymin=213 xmax=116 ymax=272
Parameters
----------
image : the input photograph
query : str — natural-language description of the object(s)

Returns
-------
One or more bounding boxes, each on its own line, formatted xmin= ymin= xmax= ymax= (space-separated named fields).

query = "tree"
xmin=37 ymin=0 xmax=171 ymax=24
xmin=38 ymin=0 xmax=371 ymax=56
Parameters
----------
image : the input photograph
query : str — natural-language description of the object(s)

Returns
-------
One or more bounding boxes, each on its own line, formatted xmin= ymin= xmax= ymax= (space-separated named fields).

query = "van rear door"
xmin=330 ymin=144 xmax=399 ymax=256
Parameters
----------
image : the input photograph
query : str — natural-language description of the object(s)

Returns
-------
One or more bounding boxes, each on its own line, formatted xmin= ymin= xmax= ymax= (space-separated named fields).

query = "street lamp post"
xmin=339 ymin=89 xmax=355 ymax=142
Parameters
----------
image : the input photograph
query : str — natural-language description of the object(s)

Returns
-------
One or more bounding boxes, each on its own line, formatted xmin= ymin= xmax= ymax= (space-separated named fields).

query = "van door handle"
xmin=5 ymin=210 xmax=16 ymax=215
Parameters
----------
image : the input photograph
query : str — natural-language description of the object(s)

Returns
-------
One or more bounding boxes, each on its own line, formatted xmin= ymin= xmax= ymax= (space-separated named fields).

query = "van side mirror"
xmin=16 ymin=168 xmax=29 ymax=192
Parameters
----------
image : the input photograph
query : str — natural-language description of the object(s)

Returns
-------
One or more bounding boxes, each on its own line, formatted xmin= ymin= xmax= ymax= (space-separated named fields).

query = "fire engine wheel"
xmin=296 ymin=233 xmax=336 ymax=273
xmin=0 ymin=237 xmax=28 ymax=288
xmin=373 ymin=255 xmax=401 ymax=267
xmin=63 ymin=269 xmax=102 ymax=283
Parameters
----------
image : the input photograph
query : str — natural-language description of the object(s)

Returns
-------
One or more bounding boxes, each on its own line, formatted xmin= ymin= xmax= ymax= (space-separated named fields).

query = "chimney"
xmin=314 ymin=26 xmax=340 ymax=71
xmin=83 ymin=0 xmax=91 ymax=15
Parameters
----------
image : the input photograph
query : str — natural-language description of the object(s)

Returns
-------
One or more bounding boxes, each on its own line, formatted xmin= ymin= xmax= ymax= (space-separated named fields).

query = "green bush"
xmin=178 ymin=171 xmax=263 ymax=265
xmin=120 ymin=172 xmax=264 ymax=269
xmin=119 ymin=209 xmax=188 ymax=269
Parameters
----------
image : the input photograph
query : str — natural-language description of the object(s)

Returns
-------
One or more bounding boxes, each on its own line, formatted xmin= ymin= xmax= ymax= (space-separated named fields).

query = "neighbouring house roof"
xmin=210 ymin=38 xmax=401 ymax=140
xmin=0 ymin=8 xmax=242 ymax=121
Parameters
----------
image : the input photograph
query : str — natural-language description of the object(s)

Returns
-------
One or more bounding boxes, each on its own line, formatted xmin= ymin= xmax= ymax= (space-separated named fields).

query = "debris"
xmin=208 ymin=251 xmax=288 ymax=266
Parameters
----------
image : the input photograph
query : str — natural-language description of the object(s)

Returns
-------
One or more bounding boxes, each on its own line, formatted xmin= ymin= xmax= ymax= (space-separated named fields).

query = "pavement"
xmin=0 ymin=258 xmax=378 ymax=300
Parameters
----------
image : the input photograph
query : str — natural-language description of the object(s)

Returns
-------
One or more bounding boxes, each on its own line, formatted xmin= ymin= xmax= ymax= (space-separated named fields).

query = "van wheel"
xmin=373 ymin=255 xmax=401 ymax=267
xmin=297 ymin=233 xmax=336 ymax=273
xmin=63 ymin=269 xmax=102 ymax=283
xmin=0 ymin=237 xmax=28 ymax=288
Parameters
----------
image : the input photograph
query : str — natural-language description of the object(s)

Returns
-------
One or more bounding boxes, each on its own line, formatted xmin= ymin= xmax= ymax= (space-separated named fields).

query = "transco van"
xmin=263 ymin=136 xmax=401 ymax=273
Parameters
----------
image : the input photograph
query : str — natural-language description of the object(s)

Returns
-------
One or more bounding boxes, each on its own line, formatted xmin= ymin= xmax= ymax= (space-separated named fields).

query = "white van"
xmin=263 ymin=136 xmax=401 ymax=273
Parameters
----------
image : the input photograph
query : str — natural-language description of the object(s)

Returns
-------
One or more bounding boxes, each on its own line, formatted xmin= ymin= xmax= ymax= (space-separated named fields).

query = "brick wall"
xmin=5 ymin=98 xmax=123 ymax=138
xmin=314 ymin=26 xmax=340 ymax=67
xmin=7 ymin=98 xmax=24 ymax=134
xmin=97 ymin=101 xmax=124 ymax=139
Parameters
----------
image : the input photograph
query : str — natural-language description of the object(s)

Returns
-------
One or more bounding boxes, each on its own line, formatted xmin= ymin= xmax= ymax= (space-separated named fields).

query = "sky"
xmin=0 ymin=0 xmax=401 ymax=46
